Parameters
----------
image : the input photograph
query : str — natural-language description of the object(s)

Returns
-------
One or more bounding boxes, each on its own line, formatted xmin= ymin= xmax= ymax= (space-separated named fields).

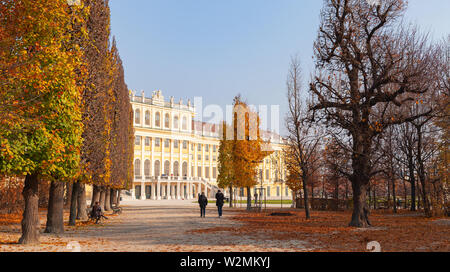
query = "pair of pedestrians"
xmin=198 ymin=190 xmax=225 ymax=218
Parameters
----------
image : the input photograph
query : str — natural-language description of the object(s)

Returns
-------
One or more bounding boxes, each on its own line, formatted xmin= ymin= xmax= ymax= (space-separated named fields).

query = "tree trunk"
xmin=64 ymin=182 xmax=72 ymax=209
xmin=349 ymin=181 xmax=371 ymax=227
xmin=229 ymin=185 xmax=233 ymax=208
xmin=345 ymin=182 xmax=349 ymax=210
xmin=403 ymin=178 xmax=408 ymax=209
xmin=387 ymin=179 xmax=391 ymax=209
xmin=334 ymin=178 xmax=339 ymax=210
xmin=91 ymin=185 xmax=101 ymax=207
xmin=416 ymin=126 xmax=431 ymax=217
xmin=110 ymin=189 xmax=116 ymax=207
xmin=104 ymin=188 xmax=111 ymax=211
xmin=68 ymin=181 xmax=80 ymax=226
xmin=373 ymin=187 xmax=376 ymax=210
xmin=116 ymin=190 xmax=121 ymax=206
xmin=77 ymin=183 xmax=88 ymax=220
xmin=246 ymin=187 xmax=251 ymax=211
xmin=392 ymin=177 xmax=397 ymax=214
xmin=409 ymin=159 xmax=416 ymax=211
xmin=99 ymin=187 xmax=106 ymax=211
xmin=19 ymin=173 xmax=40 ymax=244
xmin=44 ymin=181 xmax=64 ymax=234
xmin=302 ymin=174 xmax=311 ymax=219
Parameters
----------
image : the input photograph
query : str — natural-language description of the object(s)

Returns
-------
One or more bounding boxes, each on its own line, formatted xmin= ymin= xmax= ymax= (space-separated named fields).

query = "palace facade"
xmin=129 ymin=90 xmax=291 ymax=201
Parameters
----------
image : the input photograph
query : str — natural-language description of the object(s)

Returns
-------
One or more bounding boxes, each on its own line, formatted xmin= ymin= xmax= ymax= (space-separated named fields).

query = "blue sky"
xmin=109 ymin=0 xmax=450 ymax=135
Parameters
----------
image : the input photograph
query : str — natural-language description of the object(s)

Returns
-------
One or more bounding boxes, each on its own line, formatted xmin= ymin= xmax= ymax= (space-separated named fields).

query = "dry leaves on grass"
xmin=193 ymin=209 xmax=450 ymax=252
xmin=0 ymin=213 xmax=22 ymax=225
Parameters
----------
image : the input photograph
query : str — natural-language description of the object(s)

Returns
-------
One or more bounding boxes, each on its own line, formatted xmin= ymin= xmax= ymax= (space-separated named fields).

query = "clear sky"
xmin=109 ymin=0 xmax=450 ymax=135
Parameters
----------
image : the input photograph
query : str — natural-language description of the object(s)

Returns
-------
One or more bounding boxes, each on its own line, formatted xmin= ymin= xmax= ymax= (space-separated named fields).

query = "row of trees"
xmin=0 ymin=0 xmax=134 ymax=244
xmin=285 ymin=0 xmax=449 ymax=227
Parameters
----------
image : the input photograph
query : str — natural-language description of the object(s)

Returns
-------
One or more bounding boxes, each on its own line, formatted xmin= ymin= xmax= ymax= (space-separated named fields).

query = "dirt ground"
xmin=0 ymin=203 xmax=448 ymax=252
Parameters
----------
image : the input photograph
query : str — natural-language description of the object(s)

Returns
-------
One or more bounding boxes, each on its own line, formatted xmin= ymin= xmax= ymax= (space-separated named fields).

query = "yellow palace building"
xmin=128 ymin=90 xmax=291 ymax=201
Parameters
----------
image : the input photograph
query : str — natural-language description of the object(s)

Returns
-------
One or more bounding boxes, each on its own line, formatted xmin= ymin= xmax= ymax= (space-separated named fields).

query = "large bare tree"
xmin=309 ymin=0 xmax=441 ymax=227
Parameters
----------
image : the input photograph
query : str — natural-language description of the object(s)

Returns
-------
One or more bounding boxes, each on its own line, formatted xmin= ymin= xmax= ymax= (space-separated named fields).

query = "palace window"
xmin=213 ymin=145 xmax=217 ymax=152
xmin=134 ymin=109 xmax=140 ymax=125
xmin=205 ymin=144 xmax=209 ymax=152
xmin=145 ymin=137 xmax=151 ymax=146
xmin=198 ymin=155 xmax=201 ymax=161
xmin=144 ymin=160 xmax=151 ymax=177
xmin=198 ymin=144 xmax=202 ymax=152
xmin=155 ymin=112 xmax=161 ymax=127
xmin=135 ymin=136 xmax=141 ymax=146
xmin=165 ymin=113 xmax=170 ymax=128
xmin=154 ymin=160 xmax=161 ymax=177
xmin=213 ymin=167 xmax=217 ymax=179
xmin=145 ymin=110 xmax=151 ymax=126
xmin=174 ymin=116 xmax=179 ymax=129
xmin=134 ymin=159 xmax=141 ymax=177
xmin=182 ymin=116 xmax=187 ymax=130
xmin=182 ymin=162 xmax=188 ymax=177
xmin=155 ymin=138 xmax=160 ymax=147
xmin=164 ymin=160 xmax=170 ymax=176
xmin=183 ymin=141 xmax=187 ymax=149
xmin=173 ymin=161 xmax=179 ymax=177
xmin=164 ymin=139 xmax=170 ymax=148
xmin=174 ymin=140 xmax=179 ymax=148
xmin=205 ymin=167 xmax=210 ymax=179
xmin=205 ymin=155 xmax=209 ymax=161
xmin=197 ymin=166 xmax=202 ymax=178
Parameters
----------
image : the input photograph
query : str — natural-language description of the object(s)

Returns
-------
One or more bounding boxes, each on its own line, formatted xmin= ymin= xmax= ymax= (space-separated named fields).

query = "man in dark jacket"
xmin=198 ymin=192 xmax=208 ymax=218
xmin=215 ymin=190 xmax=225 ymax=218
xmin=91 ymin=201 xmax=104 ymax=224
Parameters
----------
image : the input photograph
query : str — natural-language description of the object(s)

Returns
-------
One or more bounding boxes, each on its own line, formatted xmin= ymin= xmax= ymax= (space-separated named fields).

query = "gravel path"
xmin=0 ymin=201 xmax=314 ymax=252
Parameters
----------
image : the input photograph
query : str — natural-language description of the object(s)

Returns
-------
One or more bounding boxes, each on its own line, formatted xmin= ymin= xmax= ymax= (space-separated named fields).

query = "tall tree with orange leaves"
xmin=0 ymin=0 xmax=86 ymax=244
xmin=231 ymin=95 xmax=271 ymax=210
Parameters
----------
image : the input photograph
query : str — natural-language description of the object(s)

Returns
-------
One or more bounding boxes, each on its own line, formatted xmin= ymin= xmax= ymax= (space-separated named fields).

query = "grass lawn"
xmin=190 ymin=208 xmax=450 ymax=252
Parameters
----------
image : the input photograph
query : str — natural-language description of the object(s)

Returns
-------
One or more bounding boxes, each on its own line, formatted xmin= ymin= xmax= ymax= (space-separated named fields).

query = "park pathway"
xmin=0 ymin=200 xmax=313 ymax=252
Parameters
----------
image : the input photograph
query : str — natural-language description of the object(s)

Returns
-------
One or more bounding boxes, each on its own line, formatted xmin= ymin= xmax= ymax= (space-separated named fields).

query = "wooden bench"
xmin=112 ymin=206 xmax=122 ymax=215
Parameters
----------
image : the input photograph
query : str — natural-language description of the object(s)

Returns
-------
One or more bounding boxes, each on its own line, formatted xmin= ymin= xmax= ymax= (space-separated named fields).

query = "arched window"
xmin=144 ymin=160 xmax=151 ymax=177
xmin=173 ymin=161 xmax=179 ymax=177
xmin=182 ymin=162 xmax=188 ymax=177
xmin=182 ymin=116 xmax=187 ymax=130
xmin=165 ymin=113 xmax=170 ymax=128
xmin=145 ymin=110 xmax=151 ymax=126
xmin=154 ymin=160 xmax=161 ymax=177
xmin=134 ymin=159 xmax=141 ymax=177
xmin=174 ymin=115 xmax=179 ymax=129
xmin=164 ymin=160 xmax=170 ymax=176
xmin=134 ymin=109 xmax=140 ymax=125
xmin=155 ymin=112 xmax=161 ymax=127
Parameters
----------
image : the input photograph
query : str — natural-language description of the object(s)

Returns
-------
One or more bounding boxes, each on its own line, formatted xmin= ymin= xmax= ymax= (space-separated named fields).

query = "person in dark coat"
xmin=215 ymin=190 xmax=225 ymax=218
xmin=91 ymin=201 xmax=104 ymax=224
xmin=198 ymin=192 xmax=208 ymax=218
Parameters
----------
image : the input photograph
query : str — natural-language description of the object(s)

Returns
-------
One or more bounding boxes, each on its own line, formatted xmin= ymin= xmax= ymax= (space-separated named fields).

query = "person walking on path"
xmin=198 ymin=192 xmax=208 ymax=218
xmin=215 ymin=190 xmax=225 ymax=218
